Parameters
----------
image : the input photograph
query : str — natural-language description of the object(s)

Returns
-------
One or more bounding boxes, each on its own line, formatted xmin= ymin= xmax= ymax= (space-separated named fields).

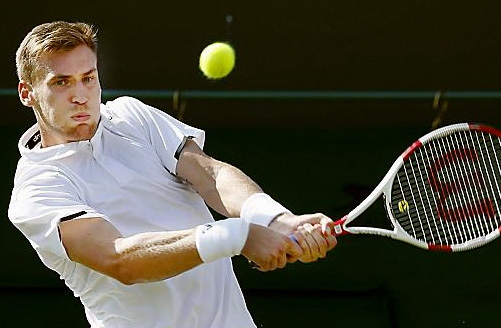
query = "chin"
xmin=74 ymin=123 xmax=98 ymax=140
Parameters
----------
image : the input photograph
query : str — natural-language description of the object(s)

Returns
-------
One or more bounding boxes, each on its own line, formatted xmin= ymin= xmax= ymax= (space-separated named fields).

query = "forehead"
xmin=38 ymin=45 xmax=98 ymax=78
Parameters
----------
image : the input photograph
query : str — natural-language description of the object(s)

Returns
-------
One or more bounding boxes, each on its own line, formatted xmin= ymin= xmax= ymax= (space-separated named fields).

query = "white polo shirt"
xmin=8 ymin=96 xmax=256 ymax=328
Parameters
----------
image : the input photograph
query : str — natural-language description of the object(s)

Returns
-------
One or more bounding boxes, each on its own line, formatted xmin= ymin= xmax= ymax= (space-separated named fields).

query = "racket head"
xmin=385 ymin=123 xmax=501 ymax=252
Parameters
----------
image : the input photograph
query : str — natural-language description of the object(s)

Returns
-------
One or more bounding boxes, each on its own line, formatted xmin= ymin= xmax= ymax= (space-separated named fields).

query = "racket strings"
xmin=434 ymin=136 xmax=477 ymax=243
xmin=465 ymin=133 xmax=497 ymax=233
xmin=445 ymin=133 xmax=492 ymax=241
xmin=439 ymin=130 xmax=501 ymax=243
xmin=451 ymin=134 xmax=486 ymax=240
xmin=392 ymin=129 xmax=501 ymax=247
xmin=431 ymin=131 xmax=500 ymax=243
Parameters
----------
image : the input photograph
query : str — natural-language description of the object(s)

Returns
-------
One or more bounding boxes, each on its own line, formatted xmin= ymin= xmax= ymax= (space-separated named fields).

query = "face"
xmin=19 ymin=45 xmax=102 ymax=147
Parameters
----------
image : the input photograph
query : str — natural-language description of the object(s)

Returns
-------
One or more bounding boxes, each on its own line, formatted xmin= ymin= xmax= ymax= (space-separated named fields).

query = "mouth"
xmin=72 ymin=113 xmax=91 ymax=122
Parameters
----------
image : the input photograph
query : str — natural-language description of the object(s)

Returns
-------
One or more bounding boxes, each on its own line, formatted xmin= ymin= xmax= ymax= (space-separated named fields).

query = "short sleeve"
xmin=102 ymin=97 xmax=205 ymax=174
xmin=8 ymin=166 xmax=104 ymax=263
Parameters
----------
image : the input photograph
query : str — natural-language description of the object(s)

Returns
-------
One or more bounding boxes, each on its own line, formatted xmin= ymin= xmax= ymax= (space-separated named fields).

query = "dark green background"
xmin=2 ymin=1 xmax=501 ymax=327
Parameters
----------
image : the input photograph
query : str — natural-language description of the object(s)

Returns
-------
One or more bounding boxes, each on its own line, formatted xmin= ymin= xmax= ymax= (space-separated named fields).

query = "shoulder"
xmin=101 ymin=96 xmax=176 ymax=126
xmin=100 ymin=96 xmax=205 ymax=149
xmin=13 ymin=162 xmax=75 ymax=195
xmin=10 ymin=163 xmax=81 ymax=218
xmin=101 ymin=96 xmax=148 ymax=120
xmin=104 ymin=96 xmax=145 ymax=108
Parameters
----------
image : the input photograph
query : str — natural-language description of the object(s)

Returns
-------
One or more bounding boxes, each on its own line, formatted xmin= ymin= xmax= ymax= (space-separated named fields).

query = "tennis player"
xmin=8 ymin=21 xmax=337 ymax=328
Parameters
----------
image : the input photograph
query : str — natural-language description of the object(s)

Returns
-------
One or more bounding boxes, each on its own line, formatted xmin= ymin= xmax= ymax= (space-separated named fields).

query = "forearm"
xmin=113 ymin=218 xmax=249 ymax=284
xmin=176 ymin=139 xmax=290 ymax=226
xmin=194 ymin=161 xmax=293 ymax=228
xmin=114 ymin=229 xmax=201 ymax=284
xmin=176 ymin=140 xmax=263 ymax=217
xmin=202 ymin=162 xmax=263 ymax=217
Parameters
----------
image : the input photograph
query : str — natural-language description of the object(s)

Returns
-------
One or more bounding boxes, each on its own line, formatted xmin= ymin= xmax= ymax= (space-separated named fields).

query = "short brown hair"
xmin=16 ymin=21 xmax=98 ymax=84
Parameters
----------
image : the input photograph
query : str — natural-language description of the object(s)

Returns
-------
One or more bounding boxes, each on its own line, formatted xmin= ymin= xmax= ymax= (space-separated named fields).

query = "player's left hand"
xmin=269 ymin=213 xmax=337 ymax=263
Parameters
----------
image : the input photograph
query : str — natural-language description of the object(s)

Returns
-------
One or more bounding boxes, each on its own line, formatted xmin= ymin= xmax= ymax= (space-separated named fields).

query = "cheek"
xmin=92 ymin=83 xmax=102 ymax=99
xmin=35 ymin=87 xmax=58 ymax=106
xmin=37 ymin=92 xmax=67 ymax=123
xmin=90 ymin=85 xmax=102 ymax=110
xmin=43 ymin=95 xmax=61 ymax=115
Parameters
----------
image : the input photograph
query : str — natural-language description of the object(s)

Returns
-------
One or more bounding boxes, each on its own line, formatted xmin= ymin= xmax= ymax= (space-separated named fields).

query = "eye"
xmin=54 ymin=79 xmax=68 ymax=86
xmin=83 ymin=76 xmax=96 ymax=84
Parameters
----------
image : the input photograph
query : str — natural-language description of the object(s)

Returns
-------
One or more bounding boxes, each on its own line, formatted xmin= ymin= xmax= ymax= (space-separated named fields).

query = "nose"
xmin=71 ymin=81 xmax=88 ymax=105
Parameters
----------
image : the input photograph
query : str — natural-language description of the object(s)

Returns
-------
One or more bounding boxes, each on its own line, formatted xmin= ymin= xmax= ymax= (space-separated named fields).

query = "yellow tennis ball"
xmin=199 ymin=42 xmax=235 ymax=79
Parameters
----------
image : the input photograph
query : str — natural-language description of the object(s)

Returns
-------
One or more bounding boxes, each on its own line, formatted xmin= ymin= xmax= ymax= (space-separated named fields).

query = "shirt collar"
xmin=19 ymin=115 xmax=104 ymax=162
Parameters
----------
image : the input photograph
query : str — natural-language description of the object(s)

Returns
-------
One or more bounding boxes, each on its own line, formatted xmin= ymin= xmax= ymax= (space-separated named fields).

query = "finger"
xmin=289 ymin=228 xmax=308 ymax=260
xmin=295 ymin=213 xmax=332 ymax=228
xmin=304 ymin=224 xmax=322 ymax=256
xmin=297 ymin=224 xmax=319 ymax=263
xmin=287 ymin=233 xmax=304 ymax=259
xmin=325 ymin=234 xmax=338 ymax=251
xmin=256 ymin=259 xmax=273 ymax=272
xmin=313 ymin=223 xmax=338 ymax=255
xmin=276 ymin=253 xmax=288 ymax=269
xmin=321 ymin=218 xmax=334 ymax=236
xmin=268 ymin=246 xmax=290 ymax=271
xmin=309 ymin=224 xmax=328 ymax=258
xmin=287 ymin=235 xmax=300 ymax=263
xmin=310 ymin=220 xmax=337 ymax=252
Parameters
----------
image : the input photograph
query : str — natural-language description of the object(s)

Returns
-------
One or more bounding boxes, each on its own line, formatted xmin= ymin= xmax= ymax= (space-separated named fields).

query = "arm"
xmin=175 ymin=138 xmax=261 ymax=217
xmin=59 ymin=217 xmax=202 ymax=285
xmin=57 ymin=140 xmax=302 ymax=283
xmin=59 ymin=213 xmax=302 ymax=281
xmin=58 ymin=139 xmax=333 ymax=283
xmin=176 ymin=139 xmax=306 ymax=269
xmin=176 ymin=139 xmax=337 ymax=265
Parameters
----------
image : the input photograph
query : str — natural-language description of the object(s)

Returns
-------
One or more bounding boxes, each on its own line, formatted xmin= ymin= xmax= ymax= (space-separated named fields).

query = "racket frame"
xmin=331 ymin=123 xmax=501 ymax=252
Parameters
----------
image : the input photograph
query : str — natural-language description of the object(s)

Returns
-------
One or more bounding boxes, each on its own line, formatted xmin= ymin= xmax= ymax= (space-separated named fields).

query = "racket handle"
xmin=288 ymin=217 xmax=349 ymax=242
xmin=332 ymin=216 xmax=350 ymax=236
xmin=287 ymin=217 xmax=350 ymax=241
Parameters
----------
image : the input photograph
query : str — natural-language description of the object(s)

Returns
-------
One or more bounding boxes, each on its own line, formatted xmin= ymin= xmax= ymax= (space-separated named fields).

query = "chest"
xmin=60 ymin=136 xmax=211 ymax=234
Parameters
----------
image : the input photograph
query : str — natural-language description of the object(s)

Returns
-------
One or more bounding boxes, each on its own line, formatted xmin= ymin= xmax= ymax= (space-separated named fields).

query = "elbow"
xmin=114 ymin=273 xmax=138 ymax=286
xmin=114 ymin=270 xmax=178 ymax=286
xmin=105 ymin=257 xmax=148 ymax=285
xmin=110 ymin=239 xmax=156 ymax=285
xmin=108 ymin=260 xmax=138 ymax=285
xmin=108 ymin=258 xmax=179 ymax=285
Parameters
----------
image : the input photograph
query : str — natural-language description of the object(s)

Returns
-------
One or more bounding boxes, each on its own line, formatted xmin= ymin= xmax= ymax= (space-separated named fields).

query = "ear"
xmin=18 ymin=80 xmax=35 ymax=107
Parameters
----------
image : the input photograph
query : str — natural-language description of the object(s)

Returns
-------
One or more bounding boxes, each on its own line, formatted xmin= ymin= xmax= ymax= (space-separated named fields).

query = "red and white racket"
xmin=331 ymin=123 xmax=501 ymax=252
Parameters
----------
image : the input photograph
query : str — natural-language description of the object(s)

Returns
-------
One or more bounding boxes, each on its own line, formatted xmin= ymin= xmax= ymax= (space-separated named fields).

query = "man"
xmin=9 ymin=21 xmax=337 ymax=328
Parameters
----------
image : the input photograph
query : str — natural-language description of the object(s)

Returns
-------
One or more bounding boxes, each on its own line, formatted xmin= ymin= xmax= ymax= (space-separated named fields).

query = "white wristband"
xmin=195 ymin=218 xmax=250 ymax=263
xmin=240 ymin=193 xmax=292 ymax=227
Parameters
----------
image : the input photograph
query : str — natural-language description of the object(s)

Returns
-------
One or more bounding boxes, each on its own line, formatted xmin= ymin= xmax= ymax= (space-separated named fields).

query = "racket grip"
xmin=287 ymin=217 xmax=349 ymax=241
xmin=332 ymin=216 xmax=349 ymax=236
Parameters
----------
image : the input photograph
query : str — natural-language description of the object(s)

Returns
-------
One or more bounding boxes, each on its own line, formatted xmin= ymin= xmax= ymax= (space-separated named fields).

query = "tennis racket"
xmin=331 ymin=123 xmax=501 ymax=252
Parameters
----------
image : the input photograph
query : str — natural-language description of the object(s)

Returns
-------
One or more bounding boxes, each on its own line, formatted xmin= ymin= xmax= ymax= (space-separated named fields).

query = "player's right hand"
xmin=241 ymin=223 xmax=303 ymax=271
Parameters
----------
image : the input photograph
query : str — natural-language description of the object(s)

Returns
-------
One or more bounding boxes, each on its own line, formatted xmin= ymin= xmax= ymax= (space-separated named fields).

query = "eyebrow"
xmin=48 ymin=68 xmax=98 ymax=82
